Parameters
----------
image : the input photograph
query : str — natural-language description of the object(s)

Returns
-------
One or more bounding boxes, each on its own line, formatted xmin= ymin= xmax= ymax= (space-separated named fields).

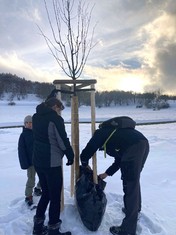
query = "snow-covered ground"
xmin=0 ymin=96 xmax=176 ymax=235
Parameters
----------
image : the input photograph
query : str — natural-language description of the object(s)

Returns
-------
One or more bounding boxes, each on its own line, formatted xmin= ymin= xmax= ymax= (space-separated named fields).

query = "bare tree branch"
xmin=40 ymin=0 xmax=97 ymax=81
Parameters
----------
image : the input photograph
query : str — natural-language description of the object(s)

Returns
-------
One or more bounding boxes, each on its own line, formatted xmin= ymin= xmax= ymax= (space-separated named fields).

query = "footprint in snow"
xmin=137 ymin=212 xmax=167 ymax=235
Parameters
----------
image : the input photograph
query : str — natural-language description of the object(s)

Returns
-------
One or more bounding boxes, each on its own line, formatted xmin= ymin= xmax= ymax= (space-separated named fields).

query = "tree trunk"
xmin=71 ymin=95 xmax=80 ymax=196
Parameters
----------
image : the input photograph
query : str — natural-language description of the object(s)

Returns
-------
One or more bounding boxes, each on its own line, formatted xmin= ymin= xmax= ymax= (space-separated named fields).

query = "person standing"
xmin=32 ymin=97 xmax=74 ymax=235
xmin=18 ymin=115 xmax=42 ymax=207
xmin=80 ymin=117 xmax=149 ymax=235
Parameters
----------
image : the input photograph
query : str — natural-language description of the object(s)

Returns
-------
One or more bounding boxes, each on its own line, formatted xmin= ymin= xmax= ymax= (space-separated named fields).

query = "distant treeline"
xmin=0 ymin=73 xmax=176 ymax=109
xmin=0 ymin=73 xmax=55 ymax=101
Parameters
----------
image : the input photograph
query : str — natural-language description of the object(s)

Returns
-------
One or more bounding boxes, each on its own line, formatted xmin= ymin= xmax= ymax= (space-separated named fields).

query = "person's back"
xmin=105 ymin=127 xmax=148 ymax=157
xmin=33 ymin=101 xmax=72 ymax=169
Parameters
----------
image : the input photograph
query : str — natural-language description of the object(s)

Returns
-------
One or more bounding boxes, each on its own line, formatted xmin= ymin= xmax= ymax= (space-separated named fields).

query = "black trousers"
xmin=120 ymin=139 xmax=149 ymax=234
xmin=35 ymin=166 xmax=63 ymax=225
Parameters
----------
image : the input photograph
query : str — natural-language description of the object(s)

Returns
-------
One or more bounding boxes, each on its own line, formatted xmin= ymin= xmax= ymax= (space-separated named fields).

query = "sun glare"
xmin=117 ymin=75 xmax=145 ymax=93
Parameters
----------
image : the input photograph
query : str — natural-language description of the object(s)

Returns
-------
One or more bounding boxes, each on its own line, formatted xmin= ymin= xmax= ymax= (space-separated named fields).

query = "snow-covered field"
xmin=0 ymin=96 xmax=176 ymax=235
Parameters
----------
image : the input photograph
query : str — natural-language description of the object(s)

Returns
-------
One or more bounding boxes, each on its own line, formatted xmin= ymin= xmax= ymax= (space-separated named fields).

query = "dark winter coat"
xmin=32 ymin=102 xmax=74 ymax=168
xmin=18 ymin=127 xmax=33 ymax=169
xmin=80 ymin=127 xmax=149 ymax=176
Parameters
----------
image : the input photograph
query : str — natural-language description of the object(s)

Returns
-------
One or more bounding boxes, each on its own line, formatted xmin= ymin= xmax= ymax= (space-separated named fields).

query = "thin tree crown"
xmin=39 ymin=0 xmax=97 ymax=80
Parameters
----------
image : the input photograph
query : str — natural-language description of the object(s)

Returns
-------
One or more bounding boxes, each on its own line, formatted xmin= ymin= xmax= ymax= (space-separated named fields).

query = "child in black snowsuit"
xmin=18 ymin=115 xmax=42 ymax=206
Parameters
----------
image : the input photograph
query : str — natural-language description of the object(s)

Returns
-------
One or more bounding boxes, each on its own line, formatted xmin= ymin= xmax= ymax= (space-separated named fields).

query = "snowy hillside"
xmin=0 ymin=94 xmax=176 ymax=126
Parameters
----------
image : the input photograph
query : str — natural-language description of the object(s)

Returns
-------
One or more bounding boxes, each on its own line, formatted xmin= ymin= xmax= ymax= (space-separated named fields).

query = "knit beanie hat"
xmin=24 ymin=115 xmax=32 ymax=124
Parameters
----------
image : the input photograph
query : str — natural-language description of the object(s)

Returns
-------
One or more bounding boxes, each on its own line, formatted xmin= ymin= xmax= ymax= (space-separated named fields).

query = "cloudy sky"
xmin=0 ymin=0 xmax=176 ymax=94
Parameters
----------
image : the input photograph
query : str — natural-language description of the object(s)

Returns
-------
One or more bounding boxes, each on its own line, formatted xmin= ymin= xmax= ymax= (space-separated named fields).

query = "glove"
xmin=66 ymin=159 xmax=74 ymax=166
xmin=81 ymin=160 xmax=89 ymax=167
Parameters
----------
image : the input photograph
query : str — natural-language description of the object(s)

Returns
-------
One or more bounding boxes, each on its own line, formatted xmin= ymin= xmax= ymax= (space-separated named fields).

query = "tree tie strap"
xmin=103 ymin=129 xmax=117 ymax=158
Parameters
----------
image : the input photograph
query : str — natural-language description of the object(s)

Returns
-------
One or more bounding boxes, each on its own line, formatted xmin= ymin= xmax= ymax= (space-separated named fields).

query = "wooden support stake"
xmin=91 ymin=84 xmax=98 ymax=184
xmin=54 ymin=79 xmax=97 ymax=195
xmin=70 ymin=97 xmax=75 ymax=196
xmin=55 ymin=85 xmax=64 ymax=211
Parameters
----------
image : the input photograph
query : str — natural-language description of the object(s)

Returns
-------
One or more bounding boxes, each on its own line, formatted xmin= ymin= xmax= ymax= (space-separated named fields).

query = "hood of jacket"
xmin=36 ymin=102 xmax=55 ymax=116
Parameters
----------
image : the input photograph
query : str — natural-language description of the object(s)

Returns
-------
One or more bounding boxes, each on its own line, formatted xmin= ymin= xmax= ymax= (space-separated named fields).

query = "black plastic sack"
xmin=75 ymin=166 xmax=107 ymax=231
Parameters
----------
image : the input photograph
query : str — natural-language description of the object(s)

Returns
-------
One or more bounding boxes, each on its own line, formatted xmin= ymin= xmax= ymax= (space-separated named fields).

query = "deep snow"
xmin=0 ymin=96 xmax=176 ymax=235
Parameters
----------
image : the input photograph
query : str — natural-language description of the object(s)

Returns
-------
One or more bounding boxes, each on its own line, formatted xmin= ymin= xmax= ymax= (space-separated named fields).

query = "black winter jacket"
xmin=18 ymin=127 xmax=33 ymax=169
xmin=80 ymin=127 xmax=148 ymax=176
xmin=32 ymin=103 xmax=74 ymax=168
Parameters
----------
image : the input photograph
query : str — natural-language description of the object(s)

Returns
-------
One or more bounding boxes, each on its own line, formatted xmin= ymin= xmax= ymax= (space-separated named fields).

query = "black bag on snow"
xmin=99 ymin=116 xmax=136 ymax=129
xmin=75 ymin=166 xmax=107 ymax=231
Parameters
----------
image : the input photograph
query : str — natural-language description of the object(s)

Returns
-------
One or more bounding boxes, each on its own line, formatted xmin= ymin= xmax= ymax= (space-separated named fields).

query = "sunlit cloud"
xmin=137 ymin=11 xmax=176 ymax=94
xmin=0 ymin=52 xmax=62 ymax=83
xmin=84 ymin=65 xmax=149 ymax=93
xmin=0 ymin=0 xmax=176 ymax=95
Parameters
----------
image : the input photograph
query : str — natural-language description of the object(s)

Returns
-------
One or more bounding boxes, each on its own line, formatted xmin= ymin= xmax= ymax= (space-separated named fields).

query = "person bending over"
xmin=80 ymin=117 xmax=149 ymax=235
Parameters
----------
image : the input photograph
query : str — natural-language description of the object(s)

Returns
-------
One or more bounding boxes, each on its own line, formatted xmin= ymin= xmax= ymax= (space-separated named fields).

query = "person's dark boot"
xmin=25 ymin=195 xmax=33 ymax=206
xmin=34 ymin=187 xmax=42 ymax=196
xmin=48 ymin=222 xmax=71 ymax=235
xmin=33 ymin=215 xmax=47 ymax=235
xmin=110 ymin=226 xmax=135 ymax=235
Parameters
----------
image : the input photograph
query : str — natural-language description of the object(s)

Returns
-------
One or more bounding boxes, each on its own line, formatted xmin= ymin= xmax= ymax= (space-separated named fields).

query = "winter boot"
xmin=48 ymin=222 xmax=71 ymax=235
xmin=33 ymin=215 xmax=47 ymax=235
xmin=110 ymin=226 xmax=135 ymax=235
xmin=34 ymin=187 xmax=42 ymax=196
xmin=25 ymin=195 xmax=33 ymax=206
